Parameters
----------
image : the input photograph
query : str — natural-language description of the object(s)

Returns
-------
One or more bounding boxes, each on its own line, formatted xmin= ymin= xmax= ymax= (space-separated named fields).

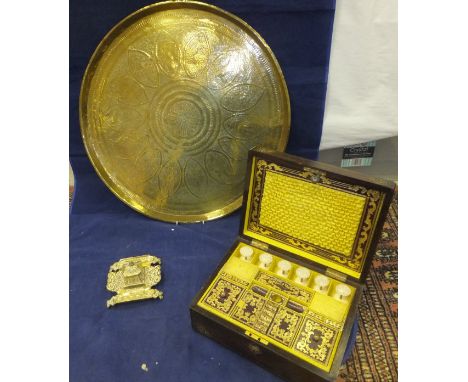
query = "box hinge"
xmin=250 ymin=239 xmax=269 ymax=251
xmin=325 ymin=268 xmax=347 ymax=282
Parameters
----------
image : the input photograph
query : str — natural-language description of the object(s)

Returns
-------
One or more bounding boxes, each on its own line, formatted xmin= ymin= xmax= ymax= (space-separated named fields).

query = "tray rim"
xmin=79 ymin=0 xmax=291 ymax=223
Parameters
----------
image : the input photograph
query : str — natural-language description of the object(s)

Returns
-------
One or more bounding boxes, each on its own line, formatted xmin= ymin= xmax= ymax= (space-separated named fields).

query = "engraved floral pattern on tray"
xmin=82 ymin=5 xmax=289 ymax=220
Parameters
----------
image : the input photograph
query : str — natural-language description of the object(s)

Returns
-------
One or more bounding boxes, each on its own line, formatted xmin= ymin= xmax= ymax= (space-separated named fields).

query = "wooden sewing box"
xmin=190 ymin=148 xmax=396 ymax=381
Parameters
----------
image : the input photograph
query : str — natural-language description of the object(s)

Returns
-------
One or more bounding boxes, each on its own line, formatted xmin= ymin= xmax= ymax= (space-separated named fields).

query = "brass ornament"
xmin=106 ymin=255 xmax=163 ymax=307
xmin=80 ymin=1 xmax=290 ymax=223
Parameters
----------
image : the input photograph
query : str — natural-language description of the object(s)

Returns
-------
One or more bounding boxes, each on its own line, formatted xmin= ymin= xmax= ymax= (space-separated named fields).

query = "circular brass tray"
xmin=80 ymin=1 xmax=290 ymax=222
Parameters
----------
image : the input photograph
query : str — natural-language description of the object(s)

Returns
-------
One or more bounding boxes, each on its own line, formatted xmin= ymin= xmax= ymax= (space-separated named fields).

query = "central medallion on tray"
xmin=151 ymin=80 xmax=221 ymax=155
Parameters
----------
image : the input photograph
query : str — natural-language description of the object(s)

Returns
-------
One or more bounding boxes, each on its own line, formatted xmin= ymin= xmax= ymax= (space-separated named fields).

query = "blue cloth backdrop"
xmin=69 ymin=1 xmax=356 ymax=382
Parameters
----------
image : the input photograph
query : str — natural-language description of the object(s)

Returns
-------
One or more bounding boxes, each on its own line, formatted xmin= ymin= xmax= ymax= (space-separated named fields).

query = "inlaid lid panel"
xmin=242 ymin=150 xmax=395 ymax=281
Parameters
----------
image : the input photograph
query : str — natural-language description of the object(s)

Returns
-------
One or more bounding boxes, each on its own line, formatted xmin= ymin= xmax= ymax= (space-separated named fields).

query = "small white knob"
xmin=295 ymin=267 xmax=311 ymax=284
xmin=239 ymin=245 xmax=254 ymax=261
xmin=313 ymin=275 xmax=330 ymax=292
xmin=334 ymin=284 xmax=352 ymax=301
xmin=276 ymin=260 xmax=292 ymax=277
xmin=258 ymin=253 xmax=273 ymax=269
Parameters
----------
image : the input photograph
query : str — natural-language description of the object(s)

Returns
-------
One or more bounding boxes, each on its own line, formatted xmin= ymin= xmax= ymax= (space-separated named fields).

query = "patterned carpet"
xmin=337 ymin=195 xmax=398 ymax=381
xmin=69 ymin=187 xmax=398 ymax=381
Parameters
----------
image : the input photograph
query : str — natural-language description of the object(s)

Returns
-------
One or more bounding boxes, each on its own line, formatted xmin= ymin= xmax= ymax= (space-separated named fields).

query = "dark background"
xmin=69 ymin=1 xmax=340 ymax=381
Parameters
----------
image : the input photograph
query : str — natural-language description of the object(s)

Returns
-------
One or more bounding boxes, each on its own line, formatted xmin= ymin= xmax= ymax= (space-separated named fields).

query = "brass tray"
xmin=80 ymin=0 xmax=290 ymax=222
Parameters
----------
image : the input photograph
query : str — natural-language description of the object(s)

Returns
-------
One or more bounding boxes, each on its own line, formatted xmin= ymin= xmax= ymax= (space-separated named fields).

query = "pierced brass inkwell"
xmin=106 ymin=255 xmax=163 ymax=307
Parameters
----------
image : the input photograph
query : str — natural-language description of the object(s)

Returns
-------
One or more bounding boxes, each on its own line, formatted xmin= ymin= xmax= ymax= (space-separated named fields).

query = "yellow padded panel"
xmin=259 ymin=171 xmax=366 ymax=257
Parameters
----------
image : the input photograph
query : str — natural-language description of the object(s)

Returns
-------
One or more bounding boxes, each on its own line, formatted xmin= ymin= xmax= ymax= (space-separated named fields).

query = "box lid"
xmin=241 ymin=148 xmax=395 ymax=282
